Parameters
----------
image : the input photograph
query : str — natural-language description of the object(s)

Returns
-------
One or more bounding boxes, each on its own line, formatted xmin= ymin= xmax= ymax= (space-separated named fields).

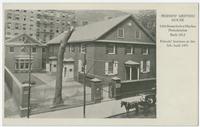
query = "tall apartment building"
xmin=4 ymin=10 xmax=76 ymax=43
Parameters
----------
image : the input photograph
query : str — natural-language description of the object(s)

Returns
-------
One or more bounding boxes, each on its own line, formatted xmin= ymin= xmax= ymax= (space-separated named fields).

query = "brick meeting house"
xmin=46 ymin=14 xmax=156 ymax=100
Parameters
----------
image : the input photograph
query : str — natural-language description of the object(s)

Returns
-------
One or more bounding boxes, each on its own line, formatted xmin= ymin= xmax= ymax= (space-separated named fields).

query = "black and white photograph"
xmin=3 ymin=8 xmax=157 ymax=119
xmin=2 ymin=2 xmax=199 ymax=126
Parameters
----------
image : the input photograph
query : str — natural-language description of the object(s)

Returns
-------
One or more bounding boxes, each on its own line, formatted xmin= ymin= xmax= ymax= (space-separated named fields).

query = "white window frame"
xmin=140 ymin=60 xmax=151 ymax=73
xmin=105 ymin=61 xmax=118 ymax=75
xmin=117 ymin=28 xmax=124 ymax=38
xmin=15 ymin=59 xmax=32 ymax=71
xmin=81 ymin=44 xmax=86 ymax=54
xmin=69 ymin=44 xmax=75 ymax=53
xmin=107 ymin=44 xmax=116 ymax=54
xmin=125 ymin=45 xmax=134 ymax=55
xmin=142 ymin=47 xmax=149 ymax=55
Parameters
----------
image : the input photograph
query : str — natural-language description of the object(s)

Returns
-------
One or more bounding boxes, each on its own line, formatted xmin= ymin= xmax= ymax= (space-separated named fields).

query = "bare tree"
xmin=53 ymin=27 xmax=74 ymax=106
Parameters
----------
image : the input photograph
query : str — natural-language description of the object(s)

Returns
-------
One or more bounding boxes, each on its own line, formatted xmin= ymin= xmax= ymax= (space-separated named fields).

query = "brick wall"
xmin=116 ymin=78 xmax=156 ymax=99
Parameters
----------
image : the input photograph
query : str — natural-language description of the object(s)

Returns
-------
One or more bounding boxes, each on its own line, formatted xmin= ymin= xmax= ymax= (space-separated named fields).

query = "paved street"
xmin=107 ymin=104 xmax=156 ymax=118
xmin=30 ymin=96 xmax=155 ymax=118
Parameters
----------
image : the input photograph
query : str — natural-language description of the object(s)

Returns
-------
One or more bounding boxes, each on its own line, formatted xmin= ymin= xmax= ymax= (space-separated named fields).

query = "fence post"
xmin=20 ymin=83 xmax=29 ymax=117
xmin=90 ymin=78 xmax=102 ymax=103
xmin=111 ymin=77 xmax=121 ymax=99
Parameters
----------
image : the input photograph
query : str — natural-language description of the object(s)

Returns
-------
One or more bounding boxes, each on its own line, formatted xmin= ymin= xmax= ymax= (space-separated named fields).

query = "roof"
xmin=63 ymin=58 xmax=74 ymax=62
xmin=96 ymin=40 xmax=155 ymax=45
xmin=47 ymin=14 xmax=155 ymax=45
xmin=5 ymin=33 xmax=44 ymax=46
xmin=125 ymin=60 xmax=140 ymax=65
xmin=15 ymin=55 xmax=34 ymax=59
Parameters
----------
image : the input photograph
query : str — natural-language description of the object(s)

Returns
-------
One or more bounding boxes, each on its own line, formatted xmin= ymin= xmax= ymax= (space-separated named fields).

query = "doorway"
xmin=125 ymin=66 xmax=139 ymax=80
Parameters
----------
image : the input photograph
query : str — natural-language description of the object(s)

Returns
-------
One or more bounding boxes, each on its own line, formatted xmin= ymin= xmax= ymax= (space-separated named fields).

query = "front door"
xmin=126 ymin=66 xmax=139 ymax=80
xmin=63 ymin=63 xmax=74 ymax=81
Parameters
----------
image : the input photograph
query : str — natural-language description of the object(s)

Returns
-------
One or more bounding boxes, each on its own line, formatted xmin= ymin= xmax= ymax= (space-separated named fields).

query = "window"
xmin=21 ymin=47 xmax=25 ymax=52
xmin=81 ymin=44 xmax=86 ymax=54
xmin=22 ymin=36 xmax=26 ymax=41
xmin=69 ymin=44 xmax=75 ymax=53
xmin=9 ymin=47 xmax=14 ymax=52
xmin=42 ymin=48 xmax=45 ymax=52
xmin=136 ymin=30 xmax=141 ymax=39
xmin=125 ymin=45 xmax=134 ymax=54
xmin=15 ymin=24 xmax=19 ymax=30
xmin=117 ymin=28 xmax=124 ymax=38
xmin=7 ymin=23 xmax=11 ymax=29
xmin=7 ymin=13 xmax=12 ymax=19
xmin=141 ymin=47 xmax=149 ymax=55
xmin=140 ymin=60 xmax=150 ymax=73
xmin=106 ymin=44 xmax=116 ymax=54
xmin=105 ymin=61 xmax=118 ymax=75
xmin=15 ymin=15 xmax=20 ymax=20
xmin=32 ymin=47 xmax=36 ymax=53
xmin=78 ymin=60 xmax=87 ymax=73
xmin=54 ymin=64 xmax=56 ymax=67
xmin=15 ymin=59 xmax=32 ymax=71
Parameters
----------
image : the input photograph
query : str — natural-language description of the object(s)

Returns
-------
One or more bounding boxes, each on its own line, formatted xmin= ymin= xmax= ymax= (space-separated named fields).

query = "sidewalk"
xmin=30 ymin=96 xmax=142 ymax=118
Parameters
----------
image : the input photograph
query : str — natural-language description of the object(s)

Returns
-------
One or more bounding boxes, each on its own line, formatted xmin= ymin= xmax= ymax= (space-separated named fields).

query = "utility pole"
xmin=27 ymin=43 xmax=32 ymax=118
xmin=83 ymin=53 xmax=86 ymax=118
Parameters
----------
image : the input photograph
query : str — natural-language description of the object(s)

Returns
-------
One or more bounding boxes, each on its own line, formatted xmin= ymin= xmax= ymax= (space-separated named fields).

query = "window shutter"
xmin=85 ymin=65 xmax=87 ymax=73
xmin=140 ymin=61 xmax=143 ymax=72
xmin=146 ymin=60 xmax=151 ymax=72
xmin=105 ymin=62 xmax=108 ymax=75
xmin=78 ymin=60 xmax=82 ymax=72
xmin=125 ymin=46 xmax=127 ymax=54
xmin=115 ymin=45 xmax=117 ymax=54
xmin=113 ymin=61 xmax=118 ymax=74
xmin=79 ymin=44 xmax=81 ymax=53
xmin=105 ymin=45 xmax=108 ymax=54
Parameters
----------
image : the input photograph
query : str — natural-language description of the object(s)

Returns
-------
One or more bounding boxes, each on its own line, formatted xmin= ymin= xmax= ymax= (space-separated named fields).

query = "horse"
xmin=121 ymin=101 xmax=139 ymax=114
xmin=121 ymin=96 xmax=155 ymax=116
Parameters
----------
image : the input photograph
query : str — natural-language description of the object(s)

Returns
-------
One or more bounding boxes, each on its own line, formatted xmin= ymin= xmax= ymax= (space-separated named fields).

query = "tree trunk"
xmin=53 ymin=28 xmax=74 ymax=106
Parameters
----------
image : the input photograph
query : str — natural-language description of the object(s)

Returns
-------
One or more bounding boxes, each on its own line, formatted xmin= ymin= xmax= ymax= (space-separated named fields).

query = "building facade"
xmin=4 ymin=10 xmax=76 ymax=43
xmin=5 ymin=33 xmax=46 ymax=72
xmin=46 ymin=15 xmax=156 ymax=83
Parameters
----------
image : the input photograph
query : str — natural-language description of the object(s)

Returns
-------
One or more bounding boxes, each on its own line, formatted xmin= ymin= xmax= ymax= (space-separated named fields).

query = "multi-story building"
xmin=46 ymin=14 xmax=156 ymax=82
xmin=5 ymin=33 xmax=46 ymax=72
xmin=4 ymin=10 xmax=76 ymax=43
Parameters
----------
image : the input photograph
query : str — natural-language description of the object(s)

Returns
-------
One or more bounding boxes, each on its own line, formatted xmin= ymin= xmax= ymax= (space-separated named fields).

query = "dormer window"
xmin=117 ymin=28 xmax=124 ymax=38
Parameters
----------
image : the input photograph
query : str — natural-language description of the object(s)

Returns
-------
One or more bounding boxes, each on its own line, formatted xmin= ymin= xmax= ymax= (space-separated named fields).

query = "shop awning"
xmin=125 ymin=60 xmax=139 ymax=65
